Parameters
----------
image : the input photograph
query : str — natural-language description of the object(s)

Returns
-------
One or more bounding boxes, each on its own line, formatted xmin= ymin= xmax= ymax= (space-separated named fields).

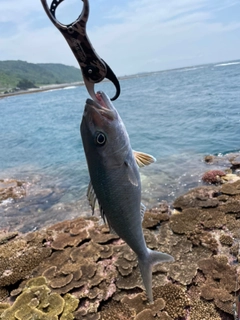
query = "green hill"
xmin=0 ymin=60 xmax=82 ymax=90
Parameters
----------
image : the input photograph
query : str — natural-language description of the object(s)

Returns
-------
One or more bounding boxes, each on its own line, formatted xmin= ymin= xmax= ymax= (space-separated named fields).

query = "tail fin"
xmin=138 ymin=249 xmax=174 ymax=303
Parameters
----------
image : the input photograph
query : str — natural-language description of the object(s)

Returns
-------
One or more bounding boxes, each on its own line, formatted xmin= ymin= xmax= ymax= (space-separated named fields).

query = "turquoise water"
xmin=1 ymin=61 xmax=240 ymax=231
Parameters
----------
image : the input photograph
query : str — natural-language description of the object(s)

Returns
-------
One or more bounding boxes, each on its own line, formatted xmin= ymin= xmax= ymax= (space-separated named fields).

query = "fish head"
xmin=80 ymin=91 xmax=130 ymax=167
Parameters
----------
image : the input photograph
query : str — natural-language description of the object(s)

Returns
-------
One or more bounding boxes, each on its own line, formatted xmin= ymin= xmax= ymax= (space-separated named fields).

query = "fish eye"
xmin=95 ymin=132 xmax=106 ymax=146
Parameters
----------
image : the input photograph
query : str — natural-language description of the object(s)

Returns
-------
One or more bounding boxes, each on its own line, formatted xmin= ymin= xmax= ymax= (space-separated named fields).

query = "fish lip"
xmin=85 ymin=98 xmax=102 ymax=110
xmin=86 ymin=91 xmax=109 ymax=110
xmin=85 ymin=91 xmax=115 ymax=120
xmin=96 ymin=91 xmax=111 ymax=108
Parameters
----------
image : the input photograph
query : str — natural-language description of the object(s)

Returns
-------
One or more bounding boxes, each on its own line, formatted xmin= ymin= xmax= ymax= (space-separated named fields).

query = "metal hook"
xmin=40 ymin=0 xmax=120 ymax=100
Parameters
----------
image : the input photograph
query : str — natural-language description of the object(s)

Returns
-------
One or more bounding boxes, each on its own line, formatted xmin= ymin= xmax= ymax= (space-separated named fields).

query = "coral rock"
xmin=202 ymin=170 xmax=226 ymax=184
xmin=0 ymin=179 xmax=26 ymax=202
xmin=0 ymin=237 xmax=51 ymax=287
xmin=0 ymin=276 xmax=79 ymax=320
xmin=99 ymin=300 xmax=135 ymax=319
xmin=219 ymin=234 xmax=234 ymax=246
xmin=154 ymin=283 xmax=190 ymax=319
xmin=190 ymin=299 xmax=221 ymax=320
xmin=221 ymin=180 xmax=240 ymax=195
xmin=173 ymin=186 xmax=220 ymax=210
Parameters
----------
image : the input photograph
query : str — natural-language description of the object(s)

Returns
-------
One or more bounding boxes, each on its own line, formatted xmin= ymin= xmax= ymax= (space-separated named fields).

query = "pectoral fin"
xmin=133 ymin=151 xmax=156 ymax=167
xmin=125 ymin=160 xmax=139 ymax=186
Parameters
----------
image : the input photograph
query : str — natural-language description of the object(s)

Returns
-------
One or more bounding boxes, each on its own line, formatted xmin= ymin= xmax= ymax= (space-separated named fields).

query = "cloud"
xmin=0 ymin=0 xmax=239 ymax=75
xmin=0 ymin=0 xmax=43 ymax=23
xmin=88 ymin=0 xmax=240 ymax=73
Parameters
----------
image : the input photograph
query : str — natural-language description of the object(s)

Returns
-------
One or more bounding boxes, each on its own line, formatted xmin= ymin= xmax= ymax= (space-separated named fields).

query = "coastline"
xmin=1 ymin=59 xmax=239 ymax=100
xmin=0 ymin=74 xmax=150 ymax=99
xmin=0 ymin=81 xmax=85 ymax=99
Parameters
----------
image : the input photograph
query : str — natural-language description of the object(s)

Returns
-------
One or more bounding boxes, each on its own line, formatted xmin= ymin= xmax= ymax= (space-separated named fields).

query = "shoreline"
xmin=1 ymin=58 xmax=239 ymax=100
xmin=0 ymin=74 xmax=142 ymax=99
xmin=0 ymin=81 xmax=85 ymax=99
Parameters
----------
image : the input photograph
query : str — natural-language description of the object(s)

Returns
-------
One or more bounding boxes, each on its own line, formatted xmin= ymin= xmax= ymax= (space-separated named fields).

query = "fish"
xmin=80 ymin=91 xmax=174 ymax=302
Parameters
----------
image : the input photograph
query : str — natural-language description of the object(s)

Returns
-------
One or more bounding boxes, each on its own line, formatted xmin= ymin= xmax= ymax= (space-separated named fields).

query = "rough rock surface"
xmin=1 ymin=181 xmax=240 ymax=319
xmin=0 ymin=179 xmax=27 ymax=203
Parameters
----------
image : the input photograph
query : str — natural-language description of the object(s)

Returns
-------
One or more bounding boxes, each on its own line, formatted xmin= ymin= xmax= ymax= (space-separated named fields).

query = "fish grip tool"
xmin=40 ymin=0 xmax=120 ymax=101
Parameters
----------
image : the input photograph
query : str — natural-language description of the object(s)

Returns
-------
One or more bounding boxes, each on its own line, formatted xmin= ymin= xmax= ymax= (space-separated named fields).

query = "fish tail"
xmin=138 ymin=249 xmax=174 ymax=303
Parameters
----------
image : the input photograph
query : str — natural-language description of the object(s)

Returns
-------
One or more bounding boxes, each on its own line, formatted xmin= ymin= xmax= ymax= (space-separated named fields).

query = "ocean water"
xmin=0 ymin=61 xmax=240 ymax=232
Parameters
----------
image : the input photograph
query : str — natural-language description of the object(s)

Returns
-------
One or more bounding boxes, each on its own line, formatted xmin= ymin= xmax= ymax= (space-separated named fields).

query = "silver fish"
xmin=80 ymin=91 xmax=174 ymax=302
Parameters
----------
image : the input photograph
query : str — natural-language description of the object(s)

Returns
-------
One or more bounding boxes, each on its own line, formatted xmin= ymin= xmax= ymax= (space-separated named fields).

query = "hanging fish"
xmin=80 ymin=91 xmax=174 ymax=302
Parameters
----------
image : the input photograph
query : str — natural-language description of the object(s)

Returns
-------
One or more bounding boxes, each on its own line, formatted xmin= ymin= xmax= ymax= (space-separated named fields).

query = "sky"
xmin=0 ymin=0 xmax=239 ymax=76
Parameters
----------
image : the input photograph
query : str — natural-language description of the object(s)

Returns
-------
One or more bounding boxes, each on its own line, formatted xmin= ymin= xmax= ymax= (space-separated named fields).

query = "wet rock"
xmin=0 ymin=179 xmax=27 ymax=202
xmin=203 ymin=152 xmax=240 ymax=169
xmin=0 ymin=231 xmax=18 ymax=245
xmin=229 ymin=154 xmax=240 ymax=170
xmin=204 ymin=155 xmax=215 ymax=163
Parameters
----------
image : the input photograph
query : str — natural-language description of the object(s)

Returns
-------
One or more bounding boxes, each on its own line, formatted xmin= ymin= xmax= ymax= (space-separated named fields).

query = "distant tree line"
xmin=0 ymin=60 xmax=82 ymax=92
xmin=16 ymin=79 xmax=38 ymax=90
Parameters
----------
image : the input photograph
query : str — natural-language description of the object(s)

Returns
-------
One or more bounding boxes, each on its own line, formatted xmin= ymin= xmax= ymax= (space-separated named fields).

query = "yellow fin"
xmin=133 ymin=151 xmax=156 ymax=167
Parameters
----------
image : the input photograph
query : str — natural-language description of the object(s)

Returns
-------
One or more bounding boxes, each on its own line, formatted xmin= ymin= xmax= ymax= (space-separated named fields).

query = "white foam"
xmin=43 ymin=88 xmax=63 ymax=93
xmin=215 ymin=62 xmax=240 ymax=67
xmin=0 ymin=198 xmax=14 ymax=205
xmin=63 ymin=86 xmax=77 ymax=90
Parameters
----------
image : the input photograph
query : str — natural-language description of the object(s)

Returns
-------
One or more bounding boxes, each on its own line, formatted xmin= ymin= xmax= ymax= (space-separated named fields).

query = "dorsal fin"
xmin=133 ymin=151 xmax=156 ymax=167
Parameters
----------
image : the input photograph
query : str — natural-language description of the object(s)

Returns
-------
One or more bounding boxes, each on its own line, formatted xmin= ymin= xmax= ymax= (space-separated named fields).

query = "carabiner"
xmin=40 ymin=0 xmax=120 ymax=101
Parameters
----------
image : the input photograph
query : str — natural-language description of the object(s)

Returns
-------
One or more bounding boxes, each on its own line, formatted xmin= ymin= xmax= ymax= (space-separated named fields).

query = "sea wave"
xmin=43 ymin=88 xmax=63 ymax=93
xmin=182 ymin=66 xmax=205 ymax=72
xmin=215 ymin=61 xmax=240 ymax=67
xmin=63 ymin=86 xmax=77 ymax=90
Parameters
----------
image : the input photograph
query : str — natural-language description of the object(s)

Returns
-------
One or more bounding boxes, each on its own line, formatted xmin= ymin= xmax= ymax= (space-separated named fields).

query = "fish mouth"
xmin=85 ymin=91 xmax=115 ymax=120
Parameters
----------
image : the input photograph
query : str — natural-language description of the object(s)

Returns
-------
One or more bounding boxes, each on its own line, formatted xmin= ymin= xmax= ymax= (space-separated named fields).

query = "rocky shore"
xmin=0 ymin=154 xmax=240 ymax=319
